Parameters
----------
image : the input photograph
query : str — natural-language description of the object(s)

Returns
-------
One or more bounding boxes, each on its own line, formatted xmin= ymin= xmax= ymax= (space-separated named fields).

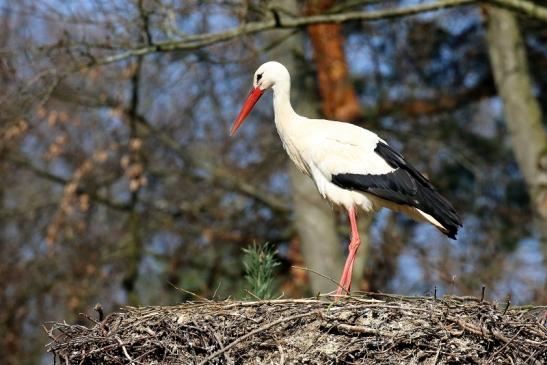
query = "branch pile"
xmin=45 ymin=294 xmax=547 ymax=364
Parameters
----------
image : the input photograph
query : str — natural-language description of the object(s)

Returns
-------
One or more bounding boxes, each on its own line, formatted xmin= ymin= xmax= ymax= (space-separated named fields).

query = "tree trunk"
xmin=306 ymin=0 xmax=372 ymax=290
xmin=485 ymin=7 xmax=547 ymax=280
xmin=305 ymin=0 xmax=362 ymax=122
xmin=269 ymin=0 xmax=344 ymax=294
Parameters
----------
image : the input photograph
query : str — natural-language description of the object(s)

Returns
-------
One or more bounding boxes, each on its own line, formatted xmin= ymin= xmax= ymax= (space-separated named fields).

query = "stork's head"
xmin=230 ymin=61 xmax=290 ymax=135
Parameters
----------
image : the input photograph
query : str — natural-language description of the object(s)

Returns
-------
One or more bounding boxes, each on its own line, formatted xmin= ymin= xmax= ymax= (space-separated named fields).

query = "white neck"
xmin=270 ymin=78 xmax=311 ymax=175
xmin=272 ymin=79 xmax=298 ymax=133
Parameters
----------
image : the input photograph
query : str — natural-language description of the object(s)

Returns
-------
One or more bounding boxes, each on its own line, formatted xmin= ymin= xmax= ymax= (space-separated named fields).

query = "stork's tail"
xmin=415 ymin=187 xmax=462 ymax=239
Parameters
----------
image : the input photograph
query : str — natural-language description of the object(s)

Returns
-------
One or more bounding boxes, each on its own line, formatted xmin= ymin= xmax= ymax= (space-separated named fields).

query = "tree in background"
xmin=262 ymin=0 xmax=344 ymax=295
xmin=486 ymin=7 xmax=547 ymax=287
xmin=1 ymin=1 xmax=547 ymax=363
xmin=306 ymin=0 xmax=375 ymax=290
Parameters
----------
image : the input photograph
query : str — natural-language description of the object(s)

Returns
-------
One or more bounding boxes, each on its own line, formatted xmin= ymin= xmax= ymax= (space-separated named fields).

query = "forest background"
xmin=1 ymin=0 xmax=547 ymax=363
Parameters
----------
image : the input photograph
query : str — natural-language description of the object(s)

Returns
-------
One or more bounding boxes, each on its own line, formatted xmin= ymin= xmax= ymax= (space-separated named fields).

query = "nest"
xmin=45 ymin=294 xmax=547 ymax=364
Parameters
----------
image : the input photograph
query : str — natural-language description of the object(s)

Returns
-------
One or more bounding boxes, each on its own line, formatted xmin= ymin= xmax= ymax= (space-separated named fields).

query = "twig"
xmin=78 ymin=312 xmax=99 ymax=325
xmin=222 ymin=298 xmax=327 ymax=309
xmin=42 ymin=324 xmax=58 ymax=341
xmin=197 ymin=311 xmax=318 ymax=365
xmin=447 ymin=316 xmax=511 ymax=344
xmin=433 ymin=341 xmax=443 ymax=364
xmin=167 ymin=282 xmax=210 ymax=302
xmin=334 ymin=323 xmax=395 ymax=338
xmin=211 ymin=281 xmax=222 ymax=300
xmin=243 ymin=289 xmax=262 ymax=301
xmin=277 ymin=342 xmax=286 ymax=365
xmin=212 ymin=330 xmax=232 ymax=364
xmin=271 ymin=8 xmax=282 ymax=28
xmin=115 ymin=336 xmax=135 ymax=364
xmin=94 ymin=303 xmax=104 ymax=322
xmin=336 ymin=296 xmax=384 ymax=304
xmin=488 ymin=328 xmax=524 ymax=361
xmin=503 ymin=294 xmax=512 ymax=315
xmin=291 ymin=265 xmax=348 ymax=295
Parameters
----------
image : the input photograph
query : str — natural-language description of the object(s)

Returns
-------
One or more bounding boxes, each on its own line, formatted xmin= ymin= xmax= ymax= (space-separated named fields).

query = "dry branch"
xmin=489 ymin=0 xmax=547 ymax=20
xmin=45 ymin=294 xmax=547 ymax=364
xmin=65 ymin=0 xmax=547 ymax=71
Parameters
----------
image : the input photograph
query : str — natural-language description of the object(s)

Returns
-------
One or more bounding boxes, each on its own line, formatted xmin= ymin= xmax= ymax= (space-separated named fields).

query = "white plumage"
xmin=231 ymin=61 xmax=462 ymax=296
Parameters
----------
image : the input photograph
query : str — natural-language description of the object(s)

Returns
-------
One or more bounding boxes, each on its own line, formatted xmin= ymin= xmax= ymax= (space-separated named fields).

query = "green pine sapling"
xmin=242 ymin=243 xmax=280 ymax=299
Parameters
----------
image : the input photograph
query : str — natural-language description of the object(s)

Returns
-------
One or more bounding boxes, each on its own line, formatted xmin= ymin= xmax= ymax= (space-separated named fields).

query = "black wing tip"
xmin=445 ymin=229 xmax=458 ymax=240
xmin=440 ymin=220 xmax=463 ymax=240
xmin=419 ymin=188 xmax=463 ymax=240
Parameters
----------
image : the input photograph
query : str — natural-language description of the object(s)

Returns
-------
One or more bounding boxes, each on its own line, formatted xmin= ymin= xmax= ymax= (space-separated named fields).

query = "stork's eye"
xmin=256 ymin=73 xmax=263 ymax=83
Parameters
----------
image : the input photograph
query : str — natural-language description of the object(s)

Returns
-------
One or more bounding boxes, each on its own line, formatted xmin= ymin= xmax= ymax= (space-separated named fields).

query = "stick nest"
xmin=45 ymin=294 xmax=547 ymax=364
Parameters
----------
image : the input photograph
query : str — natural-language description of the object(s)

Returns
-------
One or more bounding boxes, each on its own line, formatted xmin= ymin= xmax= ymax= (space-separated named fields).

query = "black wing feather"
xmin=331 ymin=142 xmax=462 ymax=239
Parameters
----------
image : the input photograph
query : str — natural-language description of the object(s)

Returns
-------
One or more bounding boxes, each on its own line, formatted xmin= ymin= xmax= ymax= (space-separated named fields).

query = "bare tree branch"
xmin=63 ymin=0 xmax=545 ymax=71
xmin=131 ymin=114 xmax=291 ymax=213
xmin=8 ymin=155 xmax=132 ymax=212
xmin=81 ymin=0 xmax=479 ymax=69
xmin=488 ymin=0 xmax=547 ymax=21
xmin=48 ymin=86 xmax=290 ymax=213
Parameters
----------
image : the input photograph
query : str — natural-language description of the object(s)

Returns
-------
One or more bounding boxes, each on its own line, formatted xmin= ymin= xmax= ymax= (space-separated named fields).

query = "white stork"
xmin=231 ymin=61 xmax=462 ymax=296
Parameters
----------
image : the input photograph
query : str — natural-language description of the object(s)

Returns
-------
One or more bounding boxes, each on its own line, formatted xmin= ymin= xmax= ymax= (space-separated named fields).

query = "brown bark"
xmin=270 ymin=0 xmax=344 ymax=294
xmin=306 ymin=0 xmax=372 ymax=290
xmin=306 ymin=0 xmax=362 ymax=123
xmin=307 ymin=0 xmax=372 ymax=288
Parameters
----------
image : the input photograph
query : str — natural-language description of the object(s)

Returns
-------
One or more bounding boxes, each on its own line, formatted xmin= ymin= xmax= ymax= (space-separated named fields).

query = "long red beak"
xmin=230 ymin=87 xmax=264 ymax=136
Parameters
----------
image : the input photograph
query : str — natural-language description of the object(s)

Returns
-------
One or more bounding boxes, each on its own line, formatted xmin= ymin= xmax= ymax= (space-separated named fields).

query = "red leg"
xmin=335 ymin=206 xmax=361 ymax=296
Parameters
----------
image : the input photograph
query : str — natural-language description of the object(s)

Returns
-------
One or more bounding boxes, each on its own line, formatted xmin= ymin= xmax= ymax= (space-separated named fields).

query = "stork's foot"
xmin=335 ymin=237 xmax=361 ymax=298
xmin=335 ymin=272 xmax=350 ymax=297
xmin=334 ymin=207 xmax=361 ymax=300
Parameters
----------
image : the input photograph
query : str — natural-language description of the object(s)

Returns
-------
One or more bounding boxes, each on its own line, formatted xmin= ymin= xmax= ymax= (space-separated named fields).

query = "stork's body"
xmin=231 ymin=62 xmax=462 ymax=296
